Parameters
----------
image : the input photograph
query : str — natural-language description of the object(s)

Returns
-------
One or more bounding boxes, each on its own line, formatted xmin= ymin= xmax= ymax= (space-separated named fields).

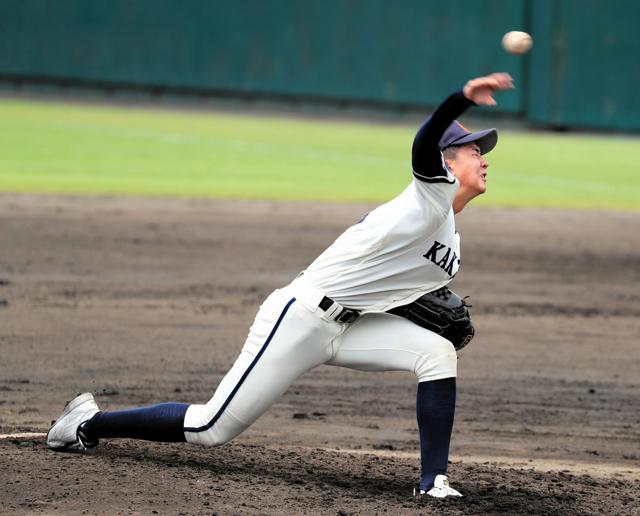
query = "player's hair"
xmin=442 ymin=146 xmax=459 ymax=160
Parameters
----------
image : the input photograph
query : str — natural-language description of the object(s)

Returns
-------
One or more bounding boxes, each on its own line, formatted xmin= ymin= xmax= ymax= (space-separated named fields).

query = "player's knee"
xmin=185 ymin=427 xmax=232 ymax=447
xmin=414 ymin=337 xmax=458 ymax=382
xmin=183 ymin=404 xmax=245 ymax=447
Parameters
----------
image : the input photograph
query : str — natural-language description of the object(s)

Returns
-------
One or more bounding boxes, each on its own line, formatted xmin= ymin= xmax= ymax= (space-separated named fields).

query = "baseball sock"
xmin=416 ymin=377 xmax=456 ymax=491
xmin=80 ymin=402 xmax=189 ymax=443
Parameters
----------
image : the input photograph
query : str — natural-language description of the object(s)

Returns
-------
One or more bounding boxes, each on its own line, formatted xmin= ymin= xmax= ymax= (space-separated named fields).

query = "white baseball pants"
xmin=183 ymin=279 xmax=457 ymax=446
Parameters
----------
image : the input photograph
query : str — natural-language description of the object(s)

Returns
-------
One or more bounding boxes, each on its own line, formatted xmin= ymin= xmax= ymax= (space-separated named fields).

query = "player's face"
xmin=447 ymin=143 xmax=488 ymax=197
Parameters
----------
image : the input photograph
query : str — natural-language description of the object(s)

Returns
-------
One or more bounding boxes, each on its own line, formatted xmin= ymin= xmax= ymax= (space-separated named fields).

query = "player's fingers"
xmin=483 ymin=73 xmax=514 ymax=90
xmin=479 ymin=77 xmax=509 ymax=92
xmin=468 ymin=73 xmax=512 ymax=87
xmin=494 ymin=73 xmax=515 ymax=89
xmin=478 ymin=96 xmax=496 ymax=106
xmin=498 ymin=77 xmax=515 ymax=89
xmin=489 ymin=72 xmax=513 ymax=82
xmin=475 ymin=94 xmax=496 ymax=106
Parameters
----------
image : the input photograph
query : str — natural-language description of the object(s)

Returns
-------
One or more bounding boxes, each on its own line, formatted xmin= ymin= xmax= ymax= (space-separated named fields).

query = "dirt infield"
xmin=1 ymin=194 xmax=639 ymax=515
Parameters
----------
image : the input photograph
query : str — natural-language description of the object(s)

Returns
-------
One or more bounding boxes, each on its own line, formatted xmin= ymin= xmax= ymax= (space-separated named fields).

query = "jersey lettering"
xmin=444 ymin=251 xmax=459 ymax=276
xmin=423 ymin=242 xmax=446 ymax=262
xmin=436 ymin=248 xmax=451 ymax=268
xmin=424 ymin=241 xmax=460 ymax=278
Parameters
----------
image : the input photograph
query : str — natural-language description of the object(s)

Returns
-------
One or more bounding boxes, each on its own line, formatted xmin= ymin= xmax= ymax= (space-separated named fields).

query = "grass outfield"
xmin=0 ymin=98 xmax=638 ymax=210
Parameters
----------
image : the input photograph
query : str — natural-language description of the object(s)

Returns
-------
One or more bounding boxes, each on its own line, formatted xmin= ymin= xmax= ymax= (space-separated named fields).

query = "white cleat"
xmin=46 ymin=392 xmax=100 ymax=450
xmin=420 ymin=475 xmax=463 ymax=498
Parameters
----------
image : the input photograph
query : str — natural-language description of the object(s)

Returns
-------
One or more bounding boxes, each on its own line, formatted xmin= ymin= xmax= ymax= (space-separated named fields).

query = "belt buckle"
xmin=335 ymin=309 xmax=359 ymax=324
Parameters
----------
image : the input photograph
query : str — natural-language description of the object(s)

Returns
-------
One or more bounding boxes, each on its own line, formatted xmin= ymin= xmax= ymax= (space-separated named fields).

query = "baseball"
xmin=501 ymin=31 xmax=533 ymax=55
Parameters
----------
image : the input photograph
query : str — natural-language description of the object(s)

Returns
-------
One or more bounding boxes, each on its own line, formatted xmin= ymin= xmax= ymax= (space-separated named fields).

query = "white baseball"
xmin=502 ymin=31 xmax=533 ymax=55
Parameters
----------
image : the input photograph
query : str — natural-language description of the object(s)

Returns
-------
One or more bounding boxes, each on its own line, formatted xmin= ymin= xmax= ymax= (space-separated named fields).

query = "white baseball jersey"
xmin=302 ymin=173 xmax=460 ymax=312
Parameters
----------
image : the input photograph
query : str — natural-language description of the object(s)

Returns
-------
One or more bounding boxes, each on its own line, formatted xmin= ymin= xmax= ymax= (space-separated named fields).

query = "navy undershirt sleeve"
xmin=411 ymin=91 xmax=475 ymax=180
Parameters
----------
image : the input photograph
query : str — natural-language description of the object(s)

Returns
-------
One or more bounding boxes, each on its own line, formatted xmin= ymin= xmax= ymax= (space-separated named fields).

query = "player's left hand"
xmin=463 ymin=73 xmax=514 ymax=106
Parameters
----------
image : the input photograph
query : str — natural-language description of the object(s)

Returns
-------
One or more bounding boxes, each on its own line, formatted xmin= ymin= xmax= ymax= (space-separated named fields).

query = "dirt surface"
xmin=1 ymin=193 xmax=639 ymax=515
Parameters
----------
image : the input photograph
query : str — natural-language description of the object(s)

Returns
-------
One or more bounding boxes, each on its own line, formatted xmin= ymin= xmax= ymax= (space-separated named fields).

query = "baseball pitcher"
xmin=47 ymin=73 xmax=514 ymax=498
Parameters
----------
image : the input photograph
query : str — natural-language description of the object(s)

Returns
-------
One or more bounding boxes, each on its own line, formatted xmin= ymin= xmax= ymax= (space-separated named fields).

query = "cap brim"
xmin=452 ymin=128 xmax=498 ymax=155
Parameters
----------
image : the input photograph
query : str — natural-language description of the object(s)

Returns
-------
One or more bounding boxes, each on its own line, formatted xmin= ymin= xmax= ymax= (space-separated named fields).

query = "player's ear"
xmin=444 ymin=159 xmax=454 ymax=172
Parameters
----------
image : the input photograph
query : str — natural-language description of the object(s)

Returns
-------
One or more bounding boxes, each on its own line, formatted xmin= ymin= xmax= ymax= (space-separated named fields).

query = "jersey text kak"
xmin=424 ymin=240 xmax=460 ymax=277
xmin=302 ymin=175 xmax=461 ymax=312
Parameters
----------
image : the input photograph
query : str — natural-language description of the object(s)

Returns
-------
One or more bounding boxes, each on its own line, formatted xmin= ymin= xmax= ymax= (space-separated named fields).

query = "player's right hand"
xmin=463 ymin=73 xmax=514 ymax=106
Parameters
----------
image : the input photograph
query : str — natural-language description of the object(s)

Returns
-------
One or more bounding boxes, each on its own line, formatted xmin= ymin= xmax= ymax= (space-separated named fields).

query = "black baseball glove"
xmin=387 ymin=287 xmax=474 ymax=351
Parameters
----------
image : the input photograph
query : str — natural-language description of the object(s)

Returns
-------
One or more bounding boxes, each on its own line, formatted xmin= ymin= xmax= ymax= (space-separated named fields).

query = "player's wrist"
xmin=457 ymin=89 xmax=477 ymax=107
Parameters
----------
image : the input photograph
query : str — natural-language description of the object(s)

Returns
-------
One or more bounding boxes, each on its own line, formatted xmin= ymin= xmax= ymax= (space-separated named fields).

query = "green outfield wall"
xmin=0 ymin=0 xmax=638 ymax=130
xmin=527 ymin=0 xmax=640 ymax=131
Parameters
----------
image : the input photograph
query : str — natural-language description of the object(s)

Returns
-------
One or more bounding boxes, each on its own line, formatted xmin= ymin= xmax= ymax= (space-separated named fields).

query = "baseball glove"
xmin=387 ymin=287 xmax=474 ymax=351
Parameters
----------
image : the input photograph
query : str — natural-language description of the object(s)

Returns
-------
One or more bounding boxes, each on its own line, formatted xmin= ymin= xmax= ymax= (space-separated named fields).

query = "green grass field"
xmin=0 ymin=98 xmax=638 ymax=210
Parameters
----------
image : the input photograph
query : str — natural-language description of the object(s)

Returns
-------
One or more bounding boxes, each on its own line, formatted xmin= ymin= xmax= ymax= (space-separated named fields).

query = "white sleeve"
xmin=412 ymin=164 xmax=459 ymax=215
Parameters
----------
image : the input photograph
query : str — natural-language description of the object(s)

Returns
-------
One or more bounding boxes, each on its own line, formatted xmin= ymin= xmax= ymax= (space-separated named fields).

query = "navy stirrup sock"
xmin=82 ymin=402 xmax=189 ymax=443
xmin=417 ymin=377 xmax=456 ymax=491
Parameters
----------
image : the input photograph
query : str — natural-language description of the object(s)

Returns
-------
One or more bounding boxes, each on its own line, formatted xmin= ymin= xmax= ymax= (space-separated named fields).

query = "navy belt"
xmin=318 ymin=296 xmax=360 ymax=324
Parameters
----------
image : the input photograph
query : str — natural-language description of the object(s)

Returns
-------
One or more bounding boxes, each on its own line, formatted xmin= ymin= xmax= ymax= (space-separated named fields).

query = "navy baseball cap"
xmin=439 ymin=120 xmax=498 ymax=155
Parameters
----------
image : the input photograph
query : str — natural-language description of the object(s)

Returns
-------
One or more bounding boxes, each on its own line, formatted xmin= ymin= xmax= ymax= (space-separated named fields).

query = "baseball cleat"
xmin=46 ymin=392 xmax=100 ymax=450
xmin=419 ymin=475 xmax=463 ymax=498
